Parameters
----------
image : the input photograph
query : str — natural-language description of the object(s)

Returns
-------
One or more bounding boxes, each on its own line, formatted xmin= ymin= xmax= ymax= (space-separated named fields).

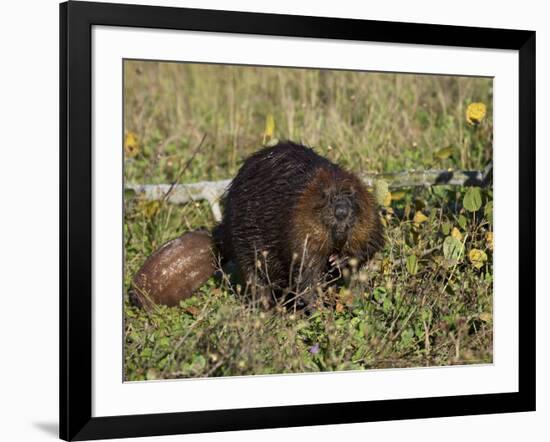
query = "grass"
xmin=123 ymin=60 xmax=493 ymax=381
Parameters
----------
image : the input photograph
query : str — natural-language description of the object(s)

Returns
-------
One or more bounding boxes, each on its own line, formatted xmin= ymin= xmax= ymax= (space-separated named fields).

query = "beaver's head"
xmin=293 ymin=165 xmax=382 ymax=262
xmin=317 ymin=185 xmax=359 ymax=248
xmin=302 ymin=167 xmax=363 ymax=249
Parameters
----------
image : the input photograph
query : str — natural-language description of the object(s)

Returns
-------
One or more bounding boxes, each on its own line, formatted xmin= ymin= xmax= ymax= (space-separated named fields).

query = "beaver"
xmin=129 ymin=230 xmax=217 ymax=309
xmin=213 ymin=141 xmax=384 ymax=310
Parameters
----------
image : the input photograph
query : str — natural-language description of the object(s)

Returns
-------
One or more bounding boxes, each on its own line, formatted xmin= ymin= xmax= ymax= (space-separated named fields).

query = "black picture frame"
xmin=60 ymin=1 xmax=536 ymax=440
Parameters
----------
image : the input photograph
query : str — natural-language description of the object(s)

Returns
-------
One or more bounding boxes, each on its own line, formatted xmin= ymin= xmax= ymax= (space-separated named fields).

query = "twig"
xmin=162 ymin=133 xmax=207 ymax=203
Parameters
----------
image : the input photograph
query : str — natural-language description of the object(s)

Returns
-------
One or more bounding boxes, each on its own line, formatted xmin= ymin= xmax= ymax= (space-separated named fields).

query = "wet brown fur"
xmin=291 ymin=167 xmax=382 ymax=268
xmin=214 ymin=141 xmax=384 ymax=310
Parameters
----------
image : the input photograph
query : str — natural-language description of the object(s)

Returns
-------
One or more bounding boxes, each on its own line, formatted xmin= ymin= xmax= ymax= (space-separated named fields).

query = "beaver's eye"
xmin=343 ymin=187 xmax=356 ymax=198
xmin=313 ymin=192 xmax=328 ymax=210
xmin=313 ymin=200 xmax=326 ymax=210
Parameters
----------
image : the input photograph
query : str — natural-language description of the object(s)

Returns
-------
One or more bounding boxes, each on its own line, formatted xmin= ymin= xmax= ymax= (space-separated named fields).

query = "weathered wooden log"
xmin=125 ymin=165 xmax=491 ymax=222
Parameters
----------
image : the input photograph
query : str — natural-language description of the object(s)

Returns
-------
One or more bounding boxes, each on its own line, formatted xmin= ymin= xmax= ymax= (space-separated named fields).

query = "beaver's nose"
xmin=334 ymin=202 xmax=349 ymax=220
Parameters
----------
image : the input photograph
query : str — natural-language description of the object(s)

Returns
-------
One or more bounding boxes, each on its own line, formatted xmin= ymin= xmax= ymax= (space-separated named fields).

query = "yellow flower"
xmin=413 ymin=211 xmax=429 ymax=224
xmin=466 ymin=102 xmax=487 ymax=125
xmin=468 ymin=249 xmax=488 ymax=269
xmin=486 ymin=231 xmax=494 ymax=250
xmin=124 ymin=131 xmax=140 ymax=157
xmin=138 ymin=200 xmax=160 ymax=219
xmin=391 ymin=190 xmax=406 ymax=201
xmin=263 ymin=113 xmax=275 ymax=144
xmin=451 ymin=227 xmax=462 ymax=241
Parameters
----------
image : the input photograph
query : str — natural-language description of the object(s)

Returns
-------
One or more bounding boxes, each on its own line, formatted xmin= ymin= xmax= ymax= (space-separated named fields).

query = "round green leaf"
xmin=463 ymin=187 xmax=482 ymax=212
xmin=434 ymin=146 xmax=455 ymax=160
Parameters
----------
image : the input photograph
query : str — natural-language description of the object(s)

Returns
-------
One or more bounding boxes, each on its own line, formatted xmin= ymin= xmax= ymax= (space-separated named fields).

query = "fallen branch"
xmin=126 ymin=180 xmax=230 ymax=221
xmin=126 ymin=165 xmax=492 ymax=222
xmin=367 ymin=163 xmax=492 ymax=188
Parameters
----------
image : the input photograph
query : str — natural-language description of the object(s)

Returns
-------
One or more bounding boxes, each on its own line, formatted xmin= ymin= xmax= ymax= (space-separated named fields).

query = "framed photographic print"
xmin=60 ymin=1 xmax=536 ymax=440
